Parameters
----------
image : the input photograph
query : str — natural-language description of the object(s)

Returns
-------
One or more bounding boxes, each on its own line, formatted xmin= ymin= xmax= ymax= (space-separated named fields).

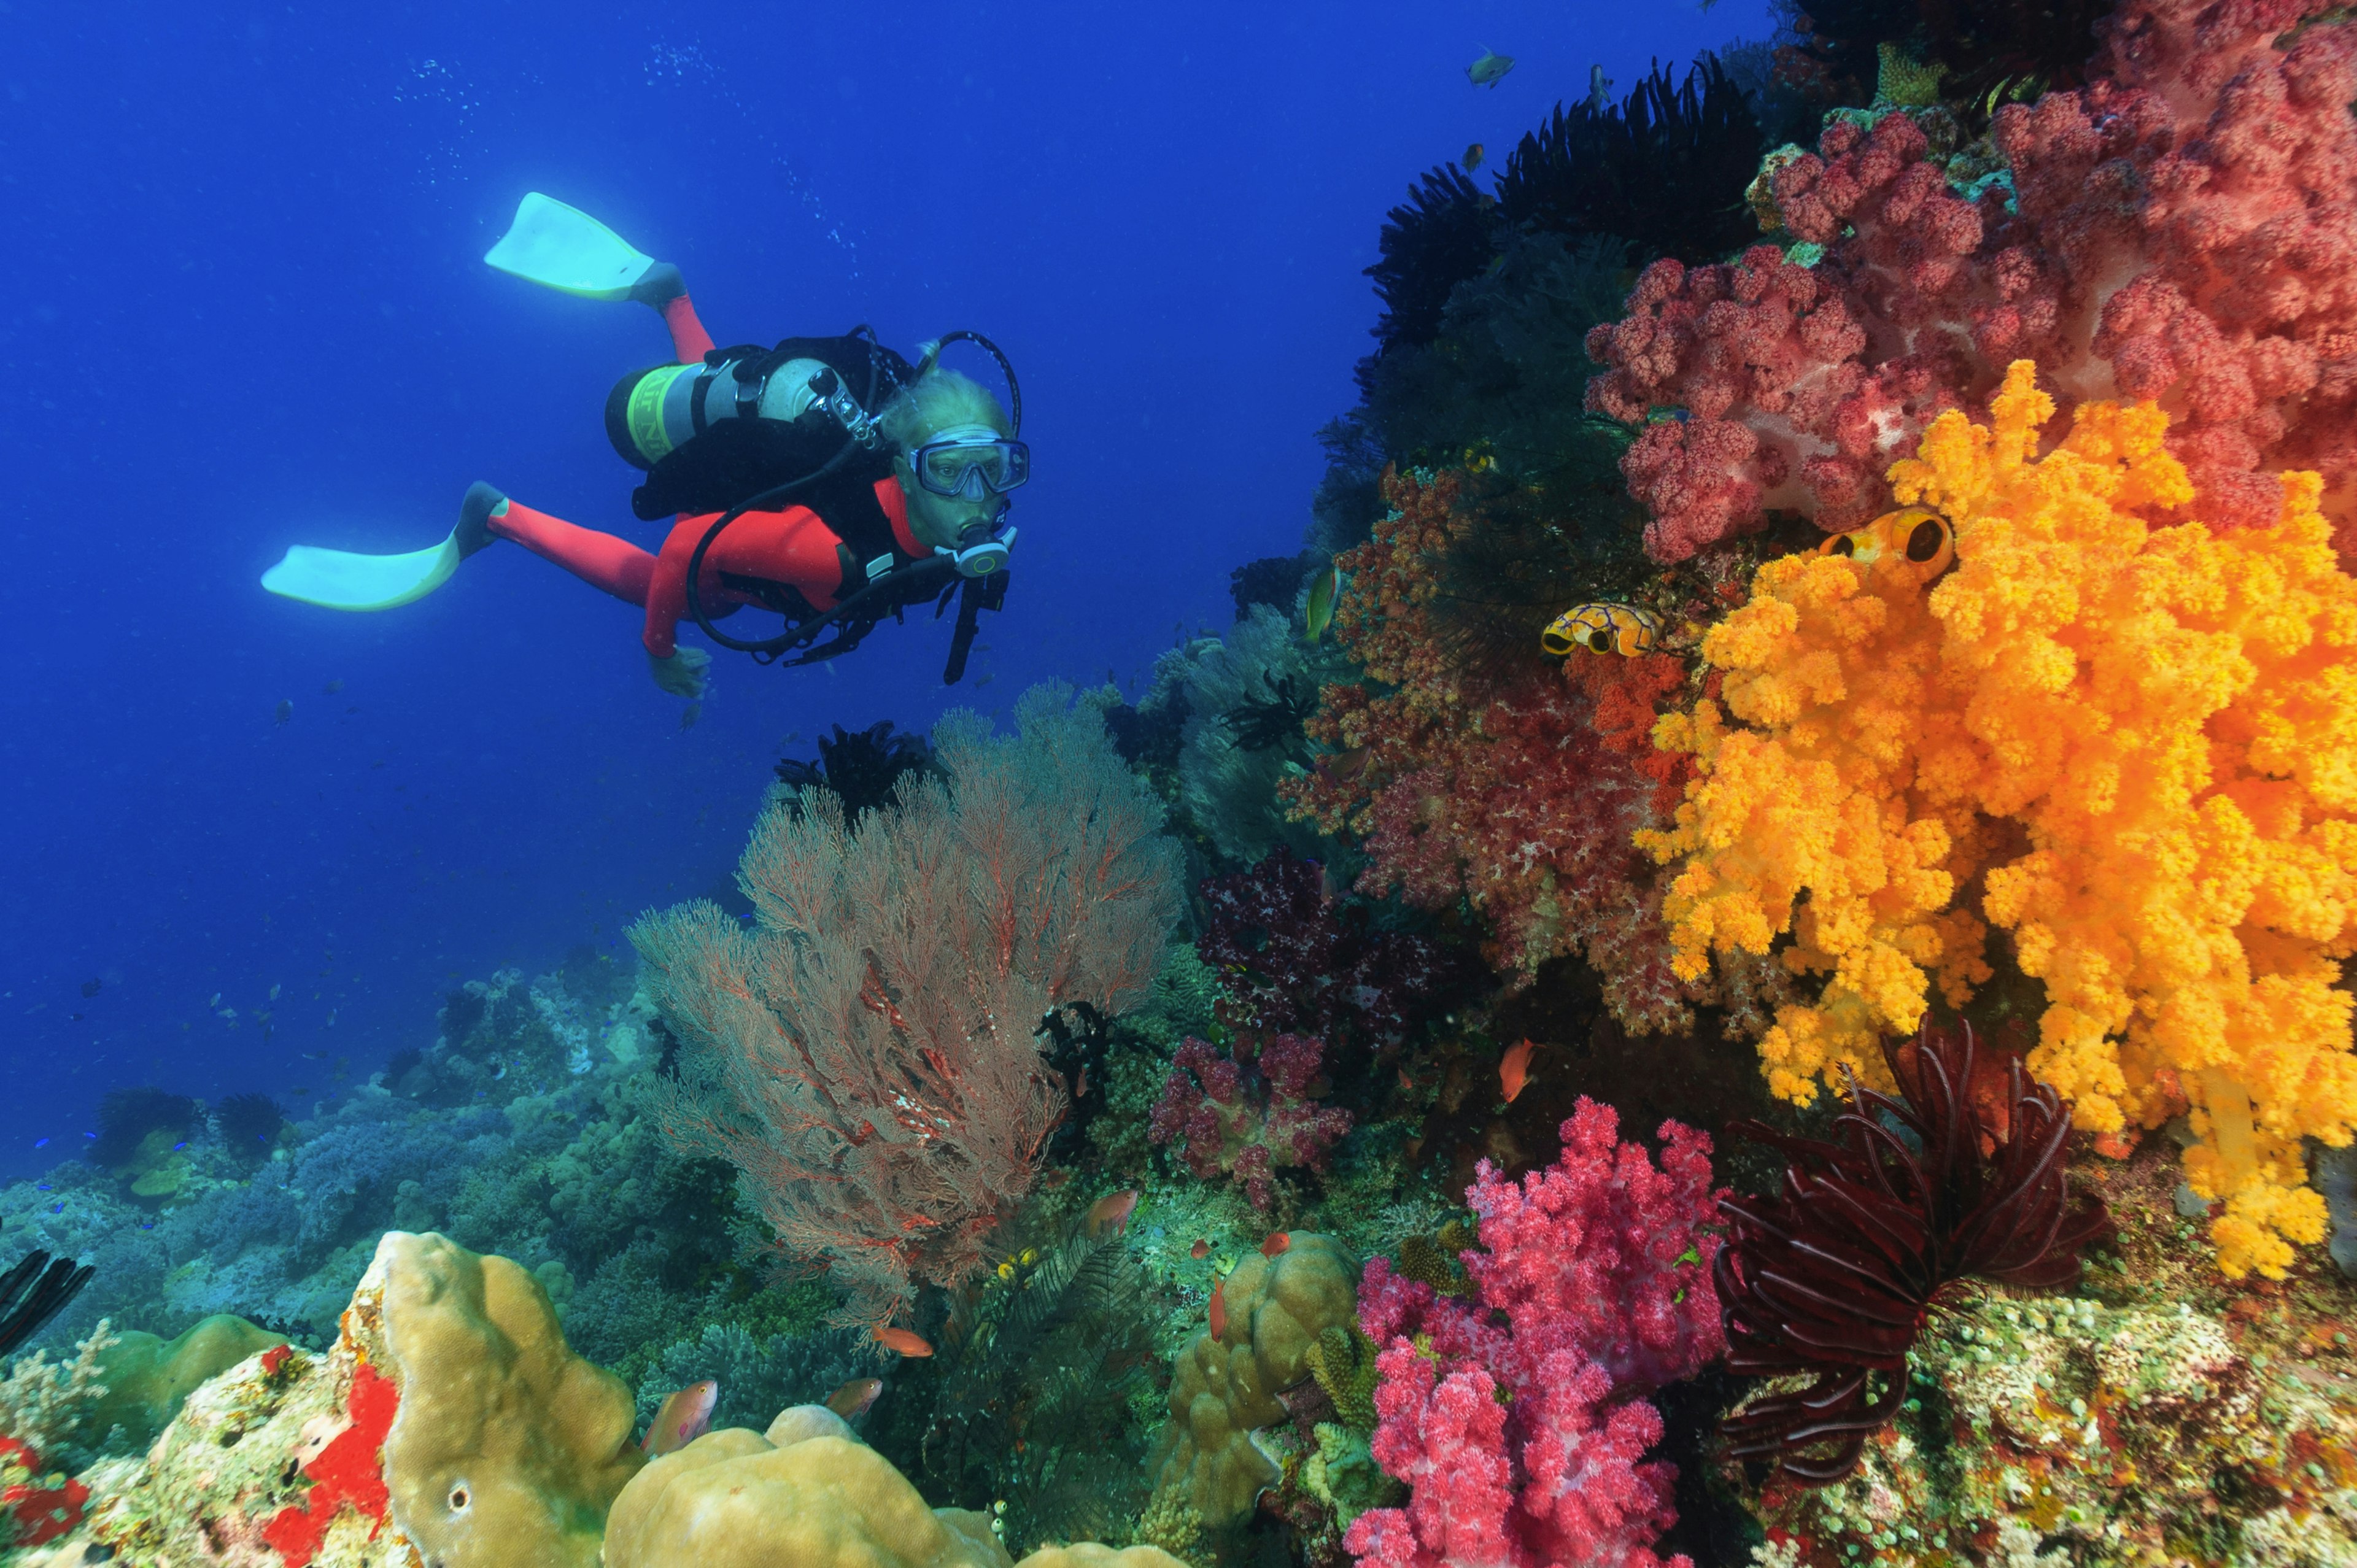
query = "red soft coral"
xmin=1588 ymin=2 xmax=2357 ymax=558
xmin=1148 ymin=1034 xmax=1353 ymax=1210
xmin=1284 ymin=470 xmax=1703 ymax=1030
xmin=1345 ymin=1102 xmax=1724 ymax=1568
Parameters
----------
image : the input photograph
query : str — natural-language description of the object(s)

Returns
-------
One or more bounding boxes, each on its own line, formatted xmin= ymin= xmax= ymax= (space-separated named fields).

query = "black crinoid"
xmin=1494 ymin=55 xmax=1767 ymax=266
xmin=1775 ymin=0 xmax=2116 ymax=121
xmin=1220 ymin=671 xmax=1318 ymax=753
xmin=1715 ymin=1022 xmax=2113 ymax=1484
xmin=774 ymin=720 xmax=940 ymax=821
xmin=1 ymin=1251 xmax=94 ymax=1357
xmin=1366 ymin=163 xmax=1497 ymax=356
xmin=90 ymin=1085 xmax=203 ymax=1169
xmin=212 ymin=1091 xmax=287 ymax=1160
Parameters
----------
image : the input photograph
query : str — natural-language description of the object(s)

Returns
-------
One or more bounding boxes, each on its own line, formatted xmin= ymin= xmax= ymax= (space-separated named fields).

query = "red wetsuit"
xmin=485 ymin=293 xmax=923 ymax=658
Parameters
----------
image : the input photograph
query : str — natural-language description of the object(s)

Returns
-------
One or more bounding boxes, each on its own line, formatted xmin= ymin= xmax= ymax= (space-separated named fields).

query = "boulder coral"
xmin=1151 ymin=1232 xmax=1360 ymax=1529
xmin=67 ymin=1230 xmax=643 ymax=1566
xmin=1644 ymin=361 xmax=2357 ymax=1277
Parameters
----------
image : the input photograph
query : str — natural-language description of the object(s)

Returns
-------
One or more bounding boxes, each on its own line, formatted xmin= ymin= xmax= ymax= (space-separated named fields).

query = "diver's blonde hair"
xmin=880 ymin=367 xmax=1012 ymax=453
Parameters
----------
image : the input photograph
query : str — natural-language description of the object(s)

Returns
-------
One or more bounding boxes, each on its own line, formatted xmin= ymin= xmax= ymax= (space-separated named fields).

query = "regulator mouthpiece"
xmin=939 ymin=519 xmax=1015 ymax=578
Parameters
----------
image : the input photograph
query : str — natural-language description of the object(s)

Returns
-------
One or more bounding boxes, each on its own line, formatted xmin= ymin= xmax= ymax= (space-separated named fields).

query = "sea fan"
xmin=1715 ymin=1022 xmax=2111 ymax=1483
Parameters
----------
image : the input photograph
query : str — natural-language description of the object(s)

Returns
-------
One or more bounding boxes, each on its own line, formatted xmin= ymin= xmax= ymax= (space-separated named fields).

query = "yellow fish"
xmin=1305 ymin=564 xmax=1342 ymax=644
xmin=1541 ymin=603 xmax=1660 ymax=657
xmin=1817 ymin=506 xmax=1954 ymax=588
xmin=1463 ymin=142 xmax=1485 ymax=172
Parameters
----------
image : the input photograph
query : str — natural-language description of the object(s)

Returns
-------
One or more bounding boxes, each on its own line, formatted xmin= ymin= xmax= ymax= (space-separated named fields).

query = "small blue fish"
xmin=1468 ymin=47 xmax=1515 ymax=88
xmin=33 ymin=1138 xmax=48 ymax=1149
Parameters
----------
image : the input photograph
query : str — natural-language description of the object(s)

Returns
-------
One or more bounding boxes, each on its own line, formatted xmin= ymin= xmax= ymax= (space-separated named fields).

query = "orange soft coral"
xmin=1637 ymin=538 xmax=1993 ymax=1103
xmin=1652 ymin=361 xmax=2357 ymax=1278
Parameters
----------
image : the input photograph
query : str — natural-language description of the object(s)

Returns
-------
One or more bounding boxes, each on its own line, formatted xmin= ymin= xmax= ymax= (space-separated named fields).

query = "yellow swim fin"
xmin=482 ymin=191 xmax=657 ymax=301
xmin=260 ymin=536 xmax=463 ymax=611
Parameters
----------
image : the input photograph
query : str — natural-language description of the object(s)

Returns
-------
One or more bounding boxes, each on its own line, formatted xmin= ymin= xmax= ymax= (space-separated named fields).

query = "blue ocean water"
xmin=0 ymin=1 xmax=1771 ymax=1180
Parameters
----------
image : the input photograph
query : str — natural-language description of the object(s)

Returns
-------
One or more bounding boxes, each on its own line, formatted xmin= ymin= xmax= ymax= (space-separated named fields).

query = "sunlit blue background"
xmin=0 ymin=0 xmax=1773 ymax=1176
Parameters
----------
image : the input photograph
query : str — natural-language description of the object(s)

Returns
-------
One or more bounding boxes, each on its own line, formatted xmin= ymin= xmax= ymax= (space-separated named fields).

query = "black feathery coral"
xmin=775 ymin=720 xmax=939 ymax=822
xmin=213 ymin=1091 xmax=287 ymax=1157
xmin=1778 ymin=0 xmax=2115 ymax=119
xmin=0 ymin=1251 xmax=94 ymax=1358
xmin=1495 ymin=55 xmax=1765 ymax=266
xmin=90 ymin=1085 xmax=203 ymax=1169
xmin=1715 ymin=1022 xmax=2111 ymax=1484
xmin=1220 ymin=672 xmax=1318 ymax=753
xmin=1366 ymin=163 xmax=1497 ymax=355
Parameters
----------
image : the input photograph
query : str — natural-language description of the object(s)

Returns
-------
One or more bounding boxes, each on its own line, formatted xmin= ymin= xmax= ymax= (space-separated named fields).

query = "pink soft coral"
xmin=1587 ymin=0 xmax=2357 ymax=560
xmin=1345 ymin=1101 xmax=1724 ymax=1568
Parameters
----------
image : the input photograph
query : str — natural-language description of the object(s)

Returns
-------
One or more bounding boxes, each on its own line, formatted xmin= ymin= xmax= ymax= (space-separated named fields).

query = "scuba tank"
xmin=604 ymin=334 xmax=915 ymax=522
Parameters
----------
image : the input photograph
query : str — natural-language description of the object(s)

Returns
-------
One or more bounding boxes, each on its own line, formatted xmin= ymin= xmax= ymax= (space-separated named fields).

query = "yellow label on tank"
xmin=627 ymin=365 xmax=694 ymax=464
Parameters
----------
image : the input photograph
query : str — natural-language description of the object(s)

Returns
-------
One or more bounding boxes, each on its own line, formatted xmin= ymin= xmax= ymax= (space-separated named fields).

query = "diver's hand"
xmin=648 ymin=646 xmax=711 ymax=700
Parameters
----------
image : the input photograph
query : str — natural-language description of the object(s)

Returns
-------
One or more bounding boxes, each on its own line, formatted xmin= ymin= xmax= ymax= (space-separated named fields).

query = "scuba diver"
xmin=261 ymin=193 xmax=1024 ymax=695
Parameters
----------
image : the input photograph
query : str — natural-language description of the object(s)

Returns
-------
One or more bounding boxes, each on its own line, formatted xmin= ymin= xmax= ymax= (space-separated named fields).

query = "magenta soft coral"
xmin=1148 ymin=1034 xmax=1352 ymax=1210
xmin=1345 ymin=1100 xmax=1725 ymax=1568
xmin=1587 ymin=0 xmax=2357 ymax=558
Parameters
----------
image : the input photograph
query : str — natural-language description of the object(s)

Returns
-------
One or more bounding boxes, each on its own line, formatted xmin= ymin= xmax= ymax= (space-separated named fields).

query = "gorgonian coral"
xmin=1645 ymin=361 xmax=2357 ymax=1276
xmin=1717 ymin=1023 xmax=2111 ymax=1483
xmin=1587 ymin=0 xmax=2357 ymax=562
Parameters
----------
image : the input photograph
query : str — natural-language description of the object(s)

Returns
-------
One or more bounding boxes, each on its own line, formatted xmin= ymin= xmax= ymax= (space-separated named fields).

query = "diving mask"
xmin=911 ymin=425 xmax=1030 ymax=500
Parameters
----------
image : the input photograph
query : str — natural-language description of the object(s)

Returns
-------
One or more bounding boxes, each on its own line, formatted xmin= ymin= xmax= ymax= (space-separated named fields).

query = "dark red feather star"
xmin=1714 ymin=1022 xmax=2112 ymax=1483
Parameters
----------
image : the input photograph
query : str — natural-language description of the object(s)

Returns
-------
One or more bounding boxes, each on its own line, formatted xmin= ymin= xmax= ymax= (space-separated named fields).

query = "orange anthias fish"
xmin=1086 ymin=1188 xmax=1141 ymax=1238
xmin=1209 ymin=1280 xmax=1228 ymax=1340
xmin=642 ymin=1380 xmax=718 ymax=1456
xmin=1500 ymin=1038 xmax=1541 ymax=1104
xmin=1190 ymin=1238 xmax=1210 ymax=1259
xmin=1261 ymin=1231 xmax=1291 ymax=1257
xmin=825 ymin=1377 xmax=885 ymax=1421
xmin=873 ymin=1326 xmax=934 ymax=1358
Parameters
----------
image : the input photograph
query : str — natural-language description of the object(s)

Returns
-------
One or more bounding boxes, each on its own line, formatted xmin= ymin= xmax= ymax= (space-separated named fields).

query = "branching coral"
xmin=1148 ymin=1035 xmax=1352 ymax=1210
xmin=1588 ymin=1 xmax=2357 ymax=562
xmin=1344 ymin=1100 xmax=1723 ymax=1568
xmin=1646 ymin=361 xmax=2357 ymax=1276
